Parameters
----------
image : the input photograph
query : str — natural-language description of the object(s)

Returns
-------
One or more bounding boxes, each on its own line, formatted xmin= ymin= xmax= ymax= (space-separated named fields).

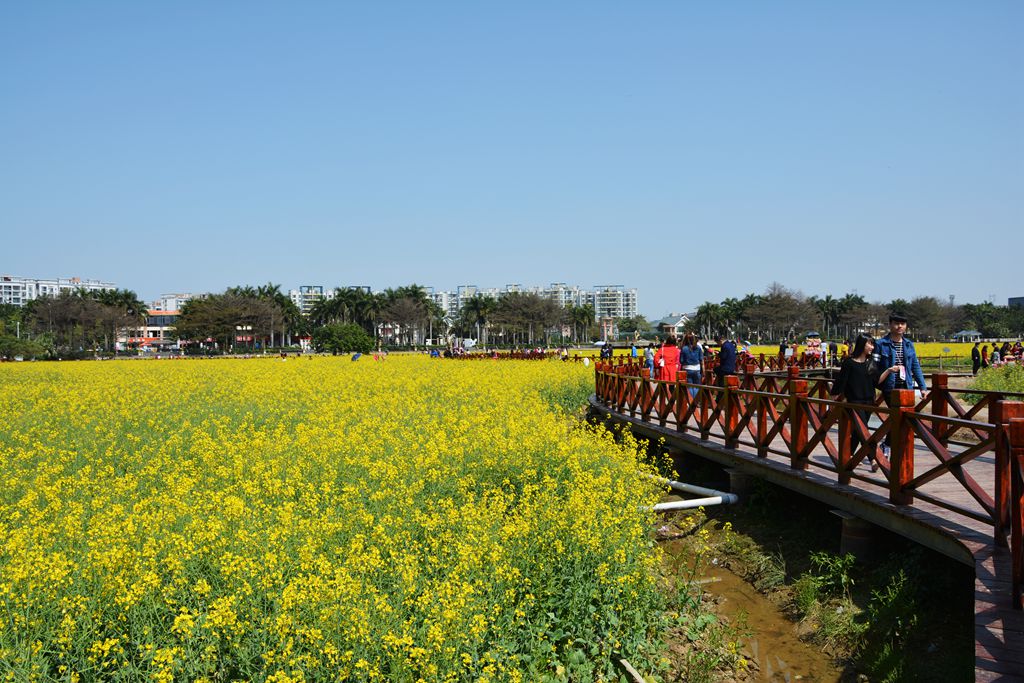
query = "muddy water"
xmin=702 ymin=567 xmax=845 ymax=682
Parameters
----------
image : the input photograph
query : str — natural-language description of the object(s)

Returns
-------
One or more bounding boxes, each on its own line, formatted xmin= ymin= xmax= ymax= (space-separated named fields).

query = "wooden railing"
xmin=594 ymin=360 xmax=1024 ymax=609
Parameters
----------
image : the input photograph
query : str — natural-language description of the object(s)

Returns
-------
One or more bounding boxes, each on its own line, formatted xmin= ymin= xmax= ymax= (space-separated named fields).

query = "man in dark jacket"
xmin=971 ymin=342 xmax=981 ymax=376
xmin=715 ymin=335 xmax=737 ymax=386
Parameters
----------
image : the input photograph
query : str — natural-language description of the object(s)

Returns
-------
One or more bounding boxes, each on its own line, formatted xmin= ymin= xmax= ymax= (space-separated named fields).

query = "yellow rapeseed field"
xmin=0 ymin=356 xmax=667 ymax=682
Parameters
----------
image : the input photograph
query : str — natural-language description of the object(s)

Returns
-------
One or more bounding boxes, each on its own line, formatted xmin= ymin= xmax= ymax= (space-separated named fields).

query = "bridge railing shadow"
xmin=595 ymin=358 xmax=1024 ymax=609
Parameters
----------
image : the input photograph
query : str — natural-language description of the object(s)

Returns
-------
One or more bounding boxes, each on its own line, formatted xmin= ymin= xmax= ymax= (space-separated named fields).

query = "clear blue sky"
xmin=3 ymin=2 xmax=1021 ymax=318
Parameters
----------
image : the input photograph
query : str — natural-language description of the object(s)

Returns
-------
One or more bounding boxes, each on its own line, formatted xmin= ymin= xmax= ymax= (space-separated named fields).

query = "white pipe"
xmin=652 ymin=496 xmax=736 ymax=511
xmin=641 ymin=473 xmax=739 ymax=510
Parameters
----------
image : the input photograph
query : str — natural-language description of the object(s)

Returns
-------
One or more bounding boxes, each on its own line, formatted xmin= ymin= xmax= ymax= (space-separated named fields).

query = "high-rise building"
xmin=289 ymin=286 xmax=332 ymax=315
xmin=0 ymin=275 xmax=116 ymax=307
xmin=429 ymin=282 xmax=638 ymax=320
xmin=588 ymin=285 xmax=638 ymax=319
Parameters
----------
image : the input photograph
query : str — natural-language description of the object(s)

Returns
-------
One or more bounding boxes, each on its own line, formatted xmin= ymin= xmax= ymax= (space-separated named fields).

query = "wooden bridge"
xmin=591 ymin=357 xmax=1024 ymax=681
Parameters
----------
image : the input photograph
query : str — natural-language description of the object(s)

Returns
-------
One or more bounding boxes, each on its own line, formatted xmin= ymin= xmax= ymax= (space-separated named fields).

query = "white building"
xmin=587 ymin=285 xmax=638 ymax=320
xmin=0 ymin=275 xmax=117 ymax=306
xmin=429 ymin=282 xmax=638 ymax=321
xmin=150 ymin=293 xmax=195 ymax=311
xmin=289 ymin=285 xmax=332 ymax=315
xmin=121 ymin=310 xmax=182 ymax=350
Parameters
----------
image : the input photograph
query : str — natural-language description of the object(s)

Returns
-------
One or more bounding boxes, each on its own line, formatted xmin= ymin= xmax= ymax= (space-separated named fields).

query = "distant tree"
xmin=0 ymin=334 xmax=48 ymax=359
xmin=23 ymin=288 xmax=146 ymax=354
xmin=810 ymin=294 xmax=841 ymax=340
xmin=566 ymin=304 xmax=595 ymax=344
xmin=745 ymin=283 xmax=815 ymax=341
xmin=886 ymin=298 xmax=911 ymax=315
xmin=312 ymin=323 xmax=374 ymax=354
xmin=174 ymin=291 xmax=278 ymax=351
xmin=381 ymin=284 xmax=432 ymax=346
xmin=905 ymin=296 xmax=948 ymax=341
xmin=616 ymin=315 xmax=651 ymax=338
xmin=693 ymin=301 xmax=725 ymax=340
xmin=0 ymin=303 xmax=24 ymax=338
xmin=489 ymin=292 xmax=561 ymax=346
xmin=460 ymin=295 xmax=496 ymax=346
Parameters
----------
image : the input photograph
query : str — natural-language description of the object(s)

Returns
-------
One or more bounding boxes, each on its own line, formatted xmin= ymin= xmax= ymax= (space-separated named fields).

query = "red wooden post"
xmin=699 ymin=383 xmax=710 ymax=441
xmin=756 ymin=394 xmax=768 ymax=458
xmin=743 ymin=362 xmax=756 ymax=391
xmin=995 ymin=401 xmax=1024 ymax=546
xmin=615 ymin=366 xmax=627 ymax=411
xmin=724 ymin=375 xmax=740 ymax=448
xmin=789 ymin=375 xmax=809 ymax=469
xmin=838 ymin=404 xmax=852 ymax=485
xmin=1010 ymin=418 xmax=1024 ymax=610
xmin=681 ymin=378 xmax=693 ymax=433
xmin=889 ymin=389 xmax=917 ymax=506
xmin=931 ymin=373 xmax=949 ymax=445
xmin=674 ymin=379 xmax=685 ymax=432
xmin=633 ymin=375 xmax=644 ymax=420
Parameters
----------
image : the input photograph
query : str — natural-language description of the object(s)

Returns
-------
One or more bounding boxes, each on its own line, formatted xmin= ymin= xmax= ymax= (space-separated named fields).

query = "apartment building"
xmin=429 ymin=283 xmax=638 ymax=321
xmin=0 ymin=275 xmax=116 ymax=306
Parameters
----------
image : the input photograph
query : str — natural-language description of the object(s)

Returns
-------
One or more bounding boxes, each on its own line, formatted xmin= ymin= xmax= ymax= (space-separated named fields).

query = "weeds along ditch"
xmin=654 ymin=450 xmax=976 ymax=682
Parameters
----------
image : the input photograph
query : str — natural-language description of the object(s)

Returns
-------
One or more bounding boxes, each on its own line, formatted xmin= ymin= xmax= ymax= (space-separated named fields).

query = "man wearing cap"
xmin=874 ymin=312 xmax=928 ymax=456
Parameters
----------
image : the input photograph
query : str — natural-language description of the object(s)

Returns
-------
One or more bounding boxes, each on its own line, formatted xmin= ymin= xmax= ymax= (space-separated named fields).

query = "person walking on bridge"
xmin=644 ymin=343 xmax=656 ymax=379
xmin=875 ymin=312 xmax=928 ymax=457
xmin=714 ymin=335 xmax=737 ymax=386
xmin=830 ymin=333 xmax=882 ymax=472
xmin=654 ymin=336 xmax=681 ymax=383
xmin=680 ymin=333 xmax=703 ymax=398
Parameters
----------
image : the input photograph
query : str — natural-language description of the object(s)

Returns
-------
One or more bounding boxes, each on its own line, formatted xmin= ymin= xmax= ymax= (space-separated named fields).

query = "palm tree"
xmin=461 ymin=295 xmax=496 ymax=347
xmin=567 ymin=304 xmax=594 ymax=345
xmin=720 ymin=297 xmax=743 ymax=337
xmin=812 ymin=294 xmax=841 ymax=340
xmin=694 ymin=301 xmax=724 ymax=340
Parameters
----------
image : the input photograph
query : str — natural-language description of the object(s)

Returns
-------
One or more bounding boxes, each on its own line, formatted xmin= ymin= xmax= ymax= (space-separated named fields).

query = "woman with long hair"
xmin=830 ymin=333 xmax=885 ymax=472
xmin=680 ymin=333 xmax=703 ymax=398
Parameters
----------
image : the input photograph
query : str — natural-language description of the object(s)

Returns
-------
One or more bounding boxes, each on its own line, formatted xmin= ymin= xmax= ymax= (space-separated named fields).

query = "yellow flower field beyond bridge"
xmin=0 ymin=356 xmax=668 ymax=682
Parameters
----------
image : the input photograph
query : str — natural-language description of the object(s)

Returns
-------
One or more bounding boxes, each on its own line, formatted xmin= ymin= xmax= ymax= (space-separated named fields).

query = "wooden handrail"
xmin=593 ymin=362 xmax=1024 ymax=608
xmin=1010 ymin=418 xmax=1024 ymax=610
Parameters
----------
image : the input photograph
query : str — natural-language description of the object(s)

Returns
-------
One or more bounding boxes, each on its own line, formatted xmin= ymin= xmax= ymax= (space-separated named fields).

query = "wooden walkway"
xmin=592 ymin=362 xmax=1024 ymax=680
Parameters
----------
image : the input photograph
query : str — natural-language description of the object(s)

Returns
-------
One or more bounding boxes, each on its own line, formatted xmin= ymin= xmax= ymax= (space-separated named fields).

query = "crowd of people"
xmin=971 ymin=341 xmax=1024 ymax=375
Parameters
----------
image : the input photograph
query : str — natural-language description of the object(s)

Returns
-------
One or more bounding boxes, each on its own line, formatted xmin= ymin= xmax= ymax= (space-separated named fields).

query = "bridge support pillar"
xmin=831 ymin=509 xmax=877 ymax=561
xmin=726 ymin=469 xmax=755 ymax=498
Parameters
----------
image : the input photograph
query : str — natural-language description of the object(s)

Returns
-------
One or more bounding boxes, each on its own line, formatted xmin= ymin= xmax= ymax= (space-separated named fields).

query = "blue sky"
xmin=2 ymin=2 xmax=1020 ymax=317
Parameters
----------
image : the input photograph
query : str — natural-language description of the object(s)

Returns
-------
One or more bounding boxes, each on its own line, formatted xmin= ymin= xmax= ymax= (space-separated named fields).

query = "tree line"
xmin=5 ymin=280 xmax=1019 ymax=359
xmin=176 ymin=284 xmax=602 ymax=352
xmin=0 ymin=289 xmax=147 ymax=358
xmin=691 ymin=283 xmax=1024 ymax=342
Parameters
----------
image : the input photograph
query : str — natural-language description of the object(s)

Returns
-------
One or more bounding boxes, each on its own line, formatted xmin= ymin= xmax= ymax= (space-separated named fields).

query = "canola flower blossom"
xmin=0 ymin=355 xmax=666 ymax=681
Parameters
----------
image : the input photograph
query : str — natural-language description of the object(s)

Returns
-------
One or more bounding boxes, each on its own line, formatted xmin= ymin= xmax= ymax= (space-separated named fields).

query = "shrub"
xmin=965 ymin=363 xmax=1024 ymax=403
xmin=311 ymin=322 xmax=375 ymax=354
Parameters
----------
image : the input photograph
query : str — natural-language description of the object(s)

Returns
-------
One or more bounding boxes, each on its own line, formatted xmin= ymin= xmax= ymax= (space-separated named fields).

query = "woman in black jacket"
xmin=830 ymin=333 xmax=885 ymax=472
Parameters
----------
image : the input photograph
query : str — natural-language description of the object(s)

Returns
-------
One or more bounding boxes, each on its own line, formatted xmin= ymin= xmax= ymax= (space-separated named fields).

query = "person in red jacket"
xmin=654 ymin=336 xmax=681 ymax=383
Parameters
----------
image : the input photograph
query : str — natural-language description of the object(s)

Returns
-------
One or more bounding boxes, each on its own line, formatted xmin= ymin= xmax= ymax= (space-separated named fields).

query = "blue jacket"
xmin=717 ymin=341 xmax=738 ymax=373
xmin=680 ymin=345 xmax=702 ymax=367
xmin=874 ymin=335 xmax=927 ymax=392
